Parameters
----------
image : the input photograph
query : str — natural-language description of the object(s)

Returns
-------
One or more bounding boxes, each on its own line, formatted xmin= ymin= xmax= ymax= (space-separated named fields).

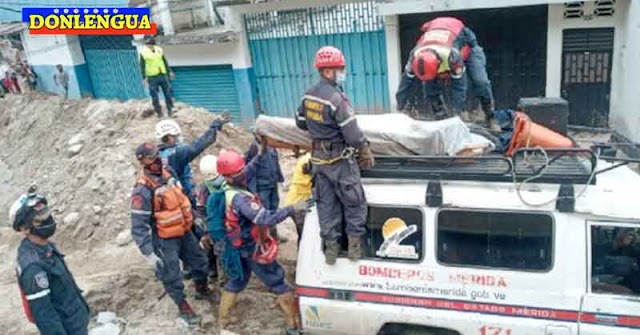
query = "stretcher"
xmin=254 ymin=113 xmax=495 ymax=156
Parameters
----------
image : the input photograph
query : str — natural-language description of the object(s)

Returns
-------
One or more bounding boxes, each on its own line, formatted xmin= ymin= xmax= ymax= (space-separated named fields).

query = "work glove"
xmin=291 ymin=198 xmax=315 ymax=214
xmin=358 ymin=144 xmax=375 ymax=170
xmin=199 ymin=235 xmax=213 ymax=251
xmin=212 ymin=111 xmax=232 ymax=129
xmin=145 ymin=253 xmax=164 ymax=271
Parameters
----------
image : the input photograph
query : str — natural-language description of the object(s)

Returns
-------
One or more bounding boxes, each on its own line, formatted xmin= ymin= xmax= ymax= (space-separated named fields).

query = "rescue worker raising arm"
xmin=215 ymin=150 xmax=312 ymax=335
xmin=296 ymin=46 xmax=375 ymax=264
xmin=129 ymin=143 xmax=212 ymax=327
xmin=11 ymin=191 xmax=90 ymax=335
xmin=155 ymin=114 xmax=231 ymax=207
xmin=396 ymin=17 xmax=499 ymax=131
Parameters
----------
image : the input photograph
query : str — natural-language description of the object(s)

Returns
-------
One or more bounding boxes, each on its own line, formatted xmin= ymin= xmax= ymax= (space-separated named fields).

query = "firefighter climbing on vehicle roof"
xmin=215 ymin=149 xmax=312 ymax=335
xmin=396 ymin=17 xmax=499 ymax=132
xmin=129 ymin=142 xmax=213 ymax=327
xmin=11 ymin=191 xmax=90 ymax=335
xmin=296 ymin=45 xmax=375 ymax=265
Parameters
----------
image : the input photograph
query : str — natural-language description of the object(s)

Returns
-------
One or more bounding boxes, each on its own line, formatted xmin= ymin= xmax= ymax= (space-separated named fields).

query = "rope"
xmin=512 ymin=146 xmax=598 ymax=207
xmin=309 ymin=147 xmax=356 ymax=165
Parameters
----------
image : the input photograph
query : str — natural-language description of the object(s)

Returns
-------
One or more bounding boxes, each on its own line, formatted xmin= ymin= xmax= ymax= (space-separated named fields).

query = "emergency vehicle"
xmin=296 ymin=147 xmax=640 ymax=335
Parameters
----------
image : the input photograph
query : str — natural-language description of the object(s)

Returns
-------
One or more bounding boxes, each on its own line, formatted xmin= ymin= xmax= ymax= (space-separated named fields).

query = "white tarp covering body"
xmin=255 ymin=114 xmax=494 ymax=156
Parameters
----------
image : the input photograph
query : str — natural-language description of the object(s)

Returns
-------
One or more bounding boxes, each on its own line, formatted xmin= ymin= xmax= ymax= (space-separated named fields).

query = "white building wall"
xmin=384 ymin=14 xmax=402 ymax=112
xmin=614 ymin=0 xmax=640 ymax=141
xmin=545 ymin=1 xmax=628 ymax=116
xmin=21 ymin=33 xmax=89 ymax=98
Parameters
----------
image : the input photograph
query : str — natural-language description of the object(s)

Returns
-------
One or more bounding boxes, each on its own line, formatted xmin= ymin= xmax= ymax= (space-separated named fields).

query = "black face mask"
xmin=146 ymin=157 xmax=163 ymax=175
xmin=231 ymin=173 xmax=248 ymax=188
xmin=31 ymin=216 xmax=57 ymax=239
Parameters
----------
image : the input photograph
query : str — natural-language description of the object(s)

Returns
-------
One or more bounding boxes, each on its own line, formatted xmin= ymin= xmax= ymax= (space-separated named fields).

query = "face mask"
xmin=146 ymin=157 xmax=163 ymax=175
xmin=31 ymin=216 xmax=57 ymax=239
xmin=231 ymin=173 xmax=247 ymax=188
xmin=336 ymin=71 xmax=347 ymax=85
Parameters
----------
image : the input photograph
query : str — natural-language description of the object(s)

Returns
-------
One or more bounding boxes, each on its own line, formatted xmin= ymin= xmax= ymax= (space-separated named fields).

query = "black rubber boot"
xmin=178 ymin=300 xmax=202 ymax=326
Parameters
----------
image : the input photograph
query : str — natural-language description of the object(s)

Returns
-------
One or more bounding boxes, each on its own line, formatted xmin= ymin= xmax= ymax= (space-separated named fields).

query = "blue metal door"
xmin=80 ymin=35 xmax=146 ymax=100
xmin=246 ymin=1 xmax=389 ymax=117
xmin=171 ymin=65 xmax=241 ymax=121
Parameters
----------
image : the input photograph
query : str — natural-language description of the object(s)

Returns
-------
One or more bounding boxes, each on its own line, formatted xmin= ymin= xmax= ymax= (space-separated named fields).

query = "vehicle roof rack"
xmin=362 ymin=148 xmax=598 ymax=185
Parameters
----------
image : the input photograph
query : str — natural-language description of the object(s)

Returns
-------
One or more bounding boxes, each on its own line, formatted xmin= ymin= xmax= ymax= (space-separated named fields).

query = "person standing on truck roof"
xmin=130 ymin=143 xmax=213 ymax=327
xmin=396 ymin=17 xmax=499 ymax=132
xmin=140 ymin=37 xmax=175 ymax=118
xmin=296 ymin=46 xmax=375 ymax=264
xmin=11 ymin=191 xmax=90 ymax=335
xmin=215 ymin=150 xmax=312 ymax=335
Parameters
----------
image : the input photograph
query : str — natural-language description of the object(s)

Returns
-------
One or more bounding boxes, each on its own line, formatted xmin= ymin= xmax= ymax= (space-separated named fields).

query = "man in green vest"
xmin=140 ymin=37 xmax=175 ymax=118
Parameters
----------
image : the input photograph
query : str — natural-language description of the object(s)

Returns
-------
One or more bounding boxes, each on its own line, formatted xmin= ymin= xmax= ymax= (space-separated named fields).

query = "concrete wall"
xmin=545 ymin=1 xmax=627 ymax=109
xmin=21 ymin=33 xmax=92 ymax=98
xmin=613 ymin=0 xmax=640 ymax=141
xmin=160 ymin=7 xmax=257 ymax=125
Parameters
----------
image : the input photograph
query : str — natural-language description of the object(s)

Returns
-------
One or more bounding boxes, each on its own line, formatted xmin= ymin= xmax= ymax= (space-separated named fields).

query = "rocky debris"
xmin=0 ymin=94 xmax=287 ymax=334
xmin=115 ymin=230 xmax=132 ymax=246
xmin=63 ymin=212 xmax=81 ymax=225
xmin=89 ymin=311 xmax=125 ymax=335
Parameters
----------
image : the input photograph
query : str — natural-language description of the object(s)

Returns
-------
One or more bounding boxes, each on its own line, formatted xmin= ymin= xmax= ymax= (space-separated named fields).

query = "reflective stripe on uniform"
xmin=130 ymin=209 xmax=152 ymax=215
xmin=254 ymin=208 xmax=266 ymax=223
xmin=157 ymin=213 xmax=183 ymax=225
xmin=338 ymin=115 xmax=356 ymax=128
xmin=26 ymin=289 xmax=50 ymax=301
xmin=303 ymin=95 xmax=337 ymax=111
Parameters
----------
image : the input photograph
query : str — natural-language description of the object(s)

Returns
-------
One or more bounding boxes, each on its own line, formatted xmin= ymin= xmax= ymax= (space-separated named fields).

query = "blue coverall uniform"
xmin=158 ymin=119 xmax=224 ymax=207
xmin=296 ymin=78 xmax=368 ymax=243
xmin=224 ymin=191 xmax=294 ymax=294
xmin=245 ymin=141 xmax=285 ymax=211
xmin=130 ymin=168 xmax=209 ymax=307
xmin=16 ymin=239 xmax=90 ymax=335
xmin=396 ymin=25 xmax=493 ymax=115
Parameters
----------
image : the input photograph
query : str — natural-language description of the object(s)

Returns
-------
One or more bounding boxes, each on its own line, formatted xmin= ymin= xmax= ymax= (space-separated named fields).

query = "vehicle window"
xmin=366 ymin=206 xmax=423 ymax=261
xmin=591 ymin=225 xmax=640 ymax=295
xmin=437 ymin=210 xmax=553 ymax=271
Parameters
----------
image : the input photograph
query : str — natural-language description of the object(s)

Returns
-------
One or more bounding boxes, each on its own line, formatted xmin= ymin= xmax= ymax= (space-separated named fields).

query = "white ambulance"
xmin=296 ymin=148 xmax=640 ymax=335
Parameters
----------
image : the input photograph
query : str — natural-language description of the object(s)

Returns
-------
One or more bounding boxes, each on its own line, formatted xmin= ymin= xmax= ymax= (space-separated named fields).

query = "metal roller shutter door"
xmin=171 ymin=65 xmax=241 ymax=121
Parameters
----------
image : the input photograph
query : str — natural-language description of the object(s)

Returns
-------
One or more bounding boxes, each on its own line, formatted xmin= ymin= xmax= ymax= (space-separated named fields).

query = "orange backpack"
xmin=138 ymin=169 xmax=193 ymax=239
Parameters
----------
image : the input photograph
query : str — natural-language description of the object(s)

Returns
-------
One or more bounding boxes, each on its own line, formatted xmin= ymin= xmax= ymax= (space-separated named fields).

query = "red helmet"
xmin=217 ymin=150 xmax=245 ymax=176
xmin=251 ymin=226 xmax=278 ymax=264
xmin=412 ymin=49 xmax=440 ymax=81
xmin=314 ymin=46 xmax=346 ymax=69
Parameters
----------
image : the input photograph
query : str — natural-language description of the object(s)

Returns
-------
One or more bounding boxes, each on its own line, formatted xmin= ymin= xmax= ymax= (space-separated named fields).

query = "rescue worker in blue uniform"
xmin=215 ymin=150 xmax=312 ymax=335
xmin=296 ymin=46 xmax=375 ymax=264
xmin=396 ymin=17 xmax=499 ymax=131
xmin=244 ymin=131 xmax=285 ymax=241
xmin=155 ymin=115 xmax=230 ymax=279
xmin=130 ymin=143 xmax=212 ymax=326
xmin=155 ymin=114 xmax=230 ymax=206
xmin=12 ymin=192 xmax=90 ymax=335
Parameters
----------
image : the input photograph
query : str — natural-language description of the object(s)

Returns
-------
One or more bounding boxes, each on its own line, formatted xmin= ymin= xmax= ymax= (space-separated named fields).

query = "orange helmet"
xmin=411 ymin=49 xmax=440 ymax=81
xmin=314 ymin=46 xmax=346 ymax=69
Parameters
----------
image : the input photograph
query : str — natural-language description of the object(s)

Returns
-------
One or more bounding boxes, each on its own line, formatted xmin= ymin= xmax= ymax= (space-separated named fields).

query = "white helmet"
xmin=8 ymin=194 xmax=28 ymax=224
xmin=199 ymin=155 xmax=218 ymax=177
xmin=155 ymin=119 xmax=182 ymax=141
